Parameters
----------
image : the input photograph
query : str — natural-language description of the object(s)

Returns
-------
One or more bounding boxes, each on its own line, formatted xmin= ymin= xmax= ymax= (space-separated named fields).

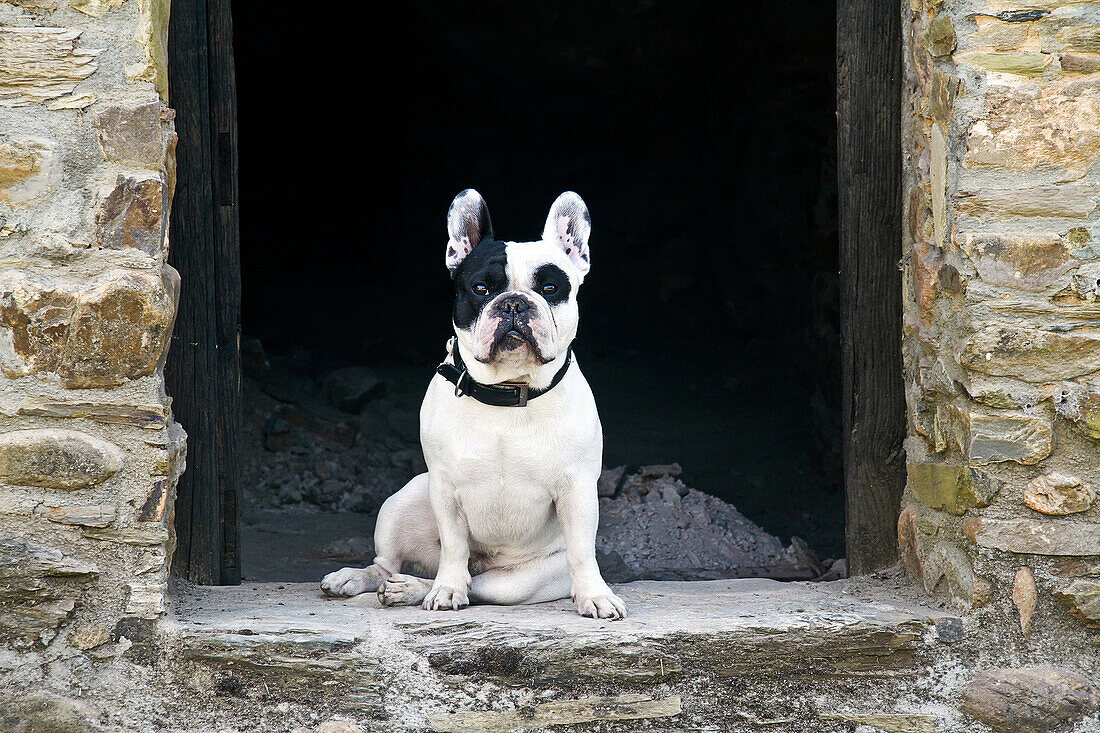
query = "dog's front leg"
xmin=556 ymin=480 xmax=627 ymax=620
xmin=423 ymin=475 xmax=472 ymax=610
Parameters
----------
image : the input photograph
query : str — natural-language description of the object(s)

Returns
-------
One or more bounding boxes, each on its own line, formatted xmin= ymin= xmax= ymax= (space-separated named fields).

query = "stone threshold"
xmin=168 ymin=578 xmax=960 ymax=732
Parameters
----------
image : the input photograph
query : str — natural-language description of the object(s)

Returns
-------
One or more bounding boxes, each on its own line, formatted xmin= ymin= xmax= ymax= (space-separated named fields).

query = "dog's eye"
xmin=472 ymin=283 xmax=489 ymax=296
xmin=541 ymin=284 xmax=558 ymax=296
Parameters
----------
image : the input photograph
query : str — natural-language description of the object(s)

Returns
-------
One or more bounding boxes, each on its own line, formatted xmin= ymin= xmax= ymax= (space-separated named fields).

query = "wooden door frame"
xmin=166 ymin=2 xmax=905 ymax=583
xmin=837 ymin=0 xmax=906 ymax=574
xmin=166 ymin=0 xmax=241 ymax=585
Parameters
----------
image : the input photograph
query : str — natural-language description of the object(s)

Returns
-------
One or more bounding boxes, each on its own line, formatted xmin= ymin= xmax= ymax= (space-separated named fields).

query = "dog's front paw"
xmin=422 ymin=583 xmax=469 ymax=611
xmin=321 ymin=565 xmax=387 ymax=597
xmin=575 ymin=590 xmax=627 ymax=620
xmin=378 ymin=574 xmax=431 ymax=607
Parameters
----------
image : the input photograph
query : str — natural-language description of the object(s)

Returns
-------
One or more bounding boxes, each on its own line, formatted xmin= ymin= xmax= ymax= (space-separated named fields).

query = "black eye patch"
xmin=453 ymin=240 xmax=508 ymax=329
xmin=534 ymin=263 xmax=571 ymax=306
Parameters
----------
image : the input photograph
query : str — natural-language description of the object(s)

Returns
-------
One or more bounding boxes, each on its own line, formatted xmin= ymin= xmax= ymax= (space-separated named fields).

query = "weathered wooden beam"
xmin=836 ymin=0 xmax=906 ymax=574
xmin=166 ymin=0 xmax=241 ymax=585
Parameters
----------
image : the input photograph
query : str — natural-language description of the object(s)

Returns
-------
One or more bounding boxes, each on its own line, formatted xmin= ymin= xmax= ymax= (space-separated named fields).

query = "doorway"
xmin=167 ymin=0 xmax=904 ymax=584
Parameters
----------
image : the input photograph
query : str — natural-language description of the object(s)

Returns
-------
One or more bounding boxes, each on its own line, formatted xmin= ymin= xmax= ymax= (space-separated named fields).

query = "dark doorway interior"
xmin=230 ymin=0 xmax=842 ymax=578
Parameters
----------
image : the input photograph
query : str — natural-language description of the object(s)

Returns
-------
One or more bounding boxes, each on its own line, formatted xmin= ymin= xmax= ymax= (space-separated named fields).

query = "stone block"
xmin=1051 ymin=558 xmax=1100 ymax=578
xmin=70 ymin=0 xmax=127 ymax=18
xmin=923 ymin=543 xmax=991 ymax=608
xmin=1071 ymin=262 xmax=1100 ymax=301
xmin=928 ymin=16 xmax=956 ymax=57
xmin=1062 ymin=52 xmax=1100 ymax=73
xmin=62 ymin=270 xmax=176 ymax=387
xmin=0 ymin=536 xmax=97 ymax=644
xmin=964 ymin=83 xmax=1100 ymax=177
xmin=954 ymin=185 xmax=1100 ymax=219
xmin=35 ymin=503 xmax=115 ymax=528
xmin=898 ymin=505 xmax=924 ymax=580
xmin=954 ymin=51 xmax=1053 ymax=76
xmin=974 ymin=16 xmax=1038 ymax=51
xmin=90 ymin=99 xmax=167 ymax=169
xmin=0 ymin=269 xmax=177 ymax=387
xmin=968 ymin=412 xmax=1052 ymax=465
xmin=0 ymin=27 xmax=101 ymax=107
xmin=83 ymin=525 xmax=170 ymax=546
xmin=960 ymin=667 xmax=1100 ymax=733
xmin=1059 ymin=26 xmax=1100 ymax=54
xmin=930 ymin=124 xmax=947 ymax=246
xmin=907 ymin=462 xmax=1001 ymax=514
xmin=1055 ymin=386 xmax=1100 ymax=442
xmin=16 ymin=399 xmax=166 ymax=429
xmin=959 ymin=233 xmax=1074 ymax=292
xmin=1025 ymin=473 xmax=1094 ymax=515
xmin=958 ymin=326 xmax=1100 ymax=382
xmin=0 ymin=137 xmax=57 ymax=207
xmin=136 ymin=479 xmax=169 ymax=522
xmin=927 ymin=70 xmax=962 ymax=122
xmin=0 ymin=428 xmax=124 ymax=489
xmin=1054 ymin=580 xmax=1100 ymax=629
xmin=962 ymin=516 xmax=1100 ymax=555
xmin=68 ymin=623 xmax=110 ymax=650
xmin=1012 ymin=566 xmax=1037 ymax=637
xmin=124 ymin=582 xmax=166 ymax=617
xmin=128 ymin=0 xmax=171 ymax=99
xmin=94 ymin=172 xmax=166 ymax=256
xmin=0 ymin=693 xmax=104 ymax=733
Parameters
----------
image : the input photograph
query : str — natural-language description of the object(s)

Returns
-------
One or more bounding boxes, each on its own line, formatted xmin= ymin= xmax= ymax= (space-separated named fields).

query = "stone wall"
xmin=902 ymin=0 xmax=1100 ymax=636
xmin=0 ymin=0 xmax=181 ymax=652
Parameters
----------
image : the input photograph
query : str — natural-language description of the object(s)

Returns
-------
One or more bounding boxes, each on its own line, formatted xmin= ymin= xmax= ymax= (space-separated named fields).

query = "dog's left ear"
xmin=542 ymin=192 xmax=591 ymax=277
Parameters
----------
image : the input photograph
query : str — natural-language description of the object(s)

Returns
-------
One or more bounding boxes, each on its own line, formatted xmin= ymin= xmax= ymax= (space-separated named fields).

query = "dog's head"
xmin=446 ymin=189 xmax=591 ymax=369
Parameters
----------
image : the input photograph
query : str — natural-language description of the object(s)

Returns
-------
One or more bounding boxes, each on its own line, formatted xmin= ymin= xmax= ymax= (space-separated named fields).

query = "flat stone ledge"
xmin=173 ymin=578 xmax=954 ymax=687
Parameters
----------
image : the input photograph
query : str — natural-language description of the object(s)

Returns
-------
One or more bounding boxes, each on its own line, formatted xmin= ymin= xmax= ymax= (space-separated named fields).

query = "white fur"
xmin=322 ymin=193 xmax=625 ymax=620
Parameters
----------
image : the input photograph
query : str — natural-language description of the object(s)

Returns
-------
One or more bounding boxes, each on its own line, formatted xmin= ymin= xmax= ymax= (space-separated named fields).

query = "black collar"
xmin=435 ymin=340 xmax=573 ymax=407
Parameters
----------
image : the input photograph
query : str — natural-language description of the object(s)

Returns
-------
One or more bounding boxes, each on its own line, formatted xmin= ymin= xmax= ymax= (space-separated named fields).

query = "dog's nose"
xmin=498 ymin=296 xmax=529 ymax=315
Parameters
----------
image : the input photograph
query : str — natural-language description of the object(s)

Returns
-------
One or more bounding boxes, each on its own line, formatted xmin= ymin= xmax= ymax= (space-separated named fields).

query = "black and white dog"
xmin=321 ymin=190 xmax=626 ymax=619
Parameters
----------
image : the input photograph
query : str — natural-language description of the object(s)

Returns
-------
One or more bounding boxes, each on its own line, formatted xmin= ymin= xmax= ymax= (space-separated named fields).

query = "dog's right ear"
xmin=446 ymin=189 xmax=493 ymax=276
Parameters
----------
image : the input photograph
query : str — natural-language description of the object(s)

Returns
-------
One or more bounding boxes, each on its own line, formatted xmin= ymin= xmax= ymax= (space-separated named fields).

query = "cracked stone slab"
xmin=172 ymin=578 xmax=953 ymax=690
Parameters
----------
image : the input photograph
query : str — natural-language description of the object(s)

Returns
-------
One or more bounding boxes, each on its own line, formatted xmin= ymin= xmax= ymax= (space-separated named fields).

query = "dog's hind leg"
xmin=321 ymin=472 xmax=441 ymax=598
xmin=466 ymin=551 xmax=572 ymax=606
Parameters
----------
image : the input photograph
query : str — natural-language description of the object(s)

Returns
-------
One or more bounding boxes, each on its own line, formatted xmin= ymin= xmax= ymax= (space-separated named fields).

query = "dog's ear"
xmin=446 ymin=189 xmax=493 ymax=275
xmin=542 ymin=191 xmax=591 ymax=276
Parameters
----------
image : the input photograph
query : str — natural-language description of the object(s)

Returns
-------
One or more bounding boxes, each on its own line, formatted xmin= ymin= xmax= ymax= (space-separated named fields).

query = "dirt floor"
xmin=238 ymin=339 xmax=840 ymax=584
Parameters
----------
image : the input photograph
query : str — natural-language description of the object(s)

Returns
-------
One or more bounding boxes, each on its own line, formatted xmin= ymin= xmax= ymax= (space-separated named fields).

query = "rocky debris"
xmin=596 ymin=471 xmax=813 ymax=581
xmin=596 ymin=465 xmax=625 ymax=497
xmin=321 ymin=366 xmax=385 ymax=414
xmin=960 ymin=667 xmax=1100 ymax=733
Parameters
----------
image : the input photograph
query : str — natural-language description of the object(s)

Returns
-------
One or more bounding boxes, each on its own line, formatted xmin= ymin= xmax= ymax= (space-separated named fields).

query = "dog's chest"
xmin=452 ymin=461 xmax=558 ymax=549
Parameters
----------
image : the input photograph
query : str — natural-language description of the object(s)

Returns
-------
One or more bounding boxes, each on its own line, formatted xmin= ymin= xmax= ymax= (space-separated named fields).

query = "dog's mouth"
xmin=489 ymin=320 xmax=548 ymax=363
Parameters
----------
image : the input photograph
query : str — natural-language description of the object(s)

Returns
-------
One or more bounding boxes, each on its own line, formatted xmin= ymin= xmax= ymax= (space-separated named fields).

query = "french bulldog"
xmin=320 ymin=189 xmax=626 ymax=619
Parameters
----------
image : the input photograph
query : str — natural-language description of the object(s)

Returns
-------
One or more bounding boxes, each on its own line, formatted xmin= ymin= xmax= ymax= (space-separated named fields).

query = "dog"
xmin=320 ymin=189 xmax=626 ymax=619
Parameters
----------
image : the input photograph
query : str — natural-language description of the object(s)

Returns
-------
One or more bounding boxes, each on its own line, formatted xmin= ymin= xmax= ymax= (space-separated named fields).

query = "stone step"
xmin=170 ymin=578 xmax=959 ymax=732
